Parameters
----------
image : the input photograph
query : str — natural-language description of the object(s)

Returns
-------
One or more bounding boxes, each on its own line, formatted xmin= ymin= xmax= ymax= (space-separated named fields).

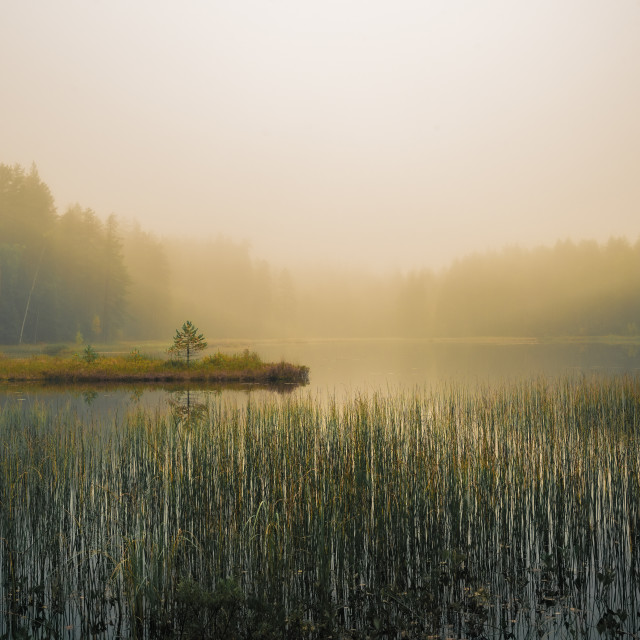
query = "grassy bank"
xmin=0 ymin=348 xmax=310 ymax=385
xmin=1 ymin=375 xmax=639 ymax=638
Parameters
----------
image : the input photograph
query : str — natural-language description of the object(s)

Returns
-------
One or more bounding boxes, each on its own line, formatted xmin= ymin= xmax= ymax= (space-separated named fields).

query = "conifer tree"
xmin=168 ymin=321 xmax=207 ymax=366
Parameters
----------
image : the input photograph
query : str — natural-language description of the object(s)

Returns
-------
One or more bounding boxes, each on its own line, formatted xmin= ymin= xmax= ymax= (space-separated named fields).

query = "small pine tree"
xmin=169 ymin=321 xmax=208 ymax=367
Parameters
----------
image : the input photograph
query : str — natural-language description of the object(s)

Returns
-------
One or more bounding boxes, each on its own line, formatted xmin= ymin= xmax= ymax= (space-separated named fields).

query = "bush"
xmin=126 ymin=348 xmax=149 ymax=363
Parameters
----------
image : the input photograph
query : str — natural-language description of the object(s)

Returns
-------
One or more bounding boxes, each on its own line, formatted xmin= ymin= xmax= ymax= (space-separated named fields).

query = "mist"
xmin=1 ymin=162 xmax=638 ymax=345
xmin=158 ymin=233 xmax=640 ymax=341
xmin=2 ymin=0 xmax=640 ymax=272
xmin=2 ymin=2 xmax=640 ymax=343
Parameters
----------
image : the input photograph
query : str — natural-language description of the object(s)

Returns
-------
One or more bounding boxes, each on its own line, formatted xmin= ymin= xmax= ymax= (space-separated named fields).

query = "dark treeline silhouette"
xmin=0 ymin=164 xmax=131 ymax=344
xmin=1 ymin=162 xmax=638 ymax=344
xmin=0 ymin=162 xmax=295 ymax=344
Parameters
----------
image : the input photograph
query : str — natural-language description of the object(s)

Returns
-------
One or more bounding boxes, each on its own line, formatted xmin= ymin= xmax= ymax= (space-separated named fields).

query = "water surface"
xmin=2 ymin=339 xmax=639 ymax=415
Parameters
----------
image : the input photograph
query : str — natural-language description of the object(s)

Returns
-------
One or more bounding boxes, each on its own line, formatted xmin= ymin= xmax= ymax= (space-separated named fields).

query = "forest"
xmin=1 ymin=162 xmax=639 ymax=345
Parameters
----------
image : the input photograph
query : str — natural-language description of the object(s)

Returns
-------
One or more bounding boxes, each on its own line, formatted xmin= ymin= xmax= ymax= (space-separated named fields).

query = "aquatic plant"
xmin=0 ymin=375 xmax=638 ymax=638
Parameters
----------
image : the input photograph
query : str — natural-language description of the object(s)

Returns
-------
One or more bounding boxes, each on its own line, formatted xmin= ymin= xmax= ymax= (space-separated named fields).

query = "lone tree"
xmin=169 ymin=321 xmax=208 ymax=367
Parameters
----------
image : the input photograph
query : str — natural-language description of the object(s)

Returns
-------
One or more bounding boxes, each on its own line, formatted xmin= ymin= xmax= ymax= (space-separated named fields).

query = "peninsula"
xmin=0 ymin=348 xmax=309 ymax=386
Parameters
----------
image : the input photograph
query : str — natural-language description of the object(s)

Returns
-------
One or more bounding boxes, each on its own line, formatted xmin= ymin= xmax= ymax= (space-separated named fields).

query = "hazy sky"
xmin=2 ymin=0 xmax=639 ymax=270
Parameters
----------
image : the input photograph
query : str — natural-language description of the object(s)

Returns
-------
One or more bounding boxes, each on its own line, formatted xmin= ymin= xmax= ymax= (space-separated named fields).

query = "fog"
xmin=1 ymin=162 xmax=639 ymax=343
xmin=160 ymin=235 xmax=640 ymax=340
xmin=2 ymin=2 xmax=640 ymax=344
xmin=2 ymin=0 xmax=640 ymax=272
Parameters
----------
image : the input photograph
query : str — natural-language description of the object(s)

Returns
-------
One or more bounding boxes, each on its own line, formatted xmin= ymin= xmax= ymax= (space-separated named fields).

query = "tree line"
xmin=0 ymin=162 xmax=293 ymax=344
xmin=1 ymin=161 xmax=638 ymax=344
xmin=392 ymin=240 xmax=640 ymax=338
xmin=0 ymin=164 xmax=129 ymax=343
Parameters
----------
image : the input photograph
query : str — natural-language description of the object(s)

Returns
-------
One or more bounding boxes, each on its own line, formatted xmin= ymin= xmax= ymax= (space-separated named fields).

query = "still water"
xmin=249 ymin=337 xmax=640 ymax=390
xmin=1 ymin=338 xmax=639 ymax=414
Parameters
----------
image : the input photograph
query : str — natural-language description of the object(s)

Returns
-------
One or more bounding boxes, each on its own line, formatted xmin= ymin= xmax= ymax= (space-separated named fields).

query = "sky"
xmin=2 ymin=0 xmax=639 ymax=271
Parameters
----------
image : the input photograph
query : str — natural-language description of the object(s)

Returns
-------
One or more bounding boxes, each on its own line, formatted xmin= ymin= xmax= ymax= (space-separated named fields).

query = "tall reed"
xmin=0 ymin=375 xmax=638 ymax=638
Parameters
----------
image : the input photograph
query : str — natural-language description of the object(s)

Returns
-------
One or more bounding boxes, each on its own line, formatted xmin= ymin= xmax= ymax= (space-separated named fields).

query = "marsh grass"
xmin=0 ymin=375 xmax=639 ymax=638
xmin=0 ymin=349 xmax=309 ymax=385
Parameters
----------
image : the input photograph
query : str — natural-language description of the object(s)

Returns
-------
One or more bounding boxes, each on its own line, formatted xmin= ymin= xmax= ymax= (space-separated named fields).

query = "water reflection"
xmin=0 ymin=379 xmax=305 ymax=423
xmin=168 ymin=388 xmax=209 ymax=426
xmin=246 ymin=338 xmax=640 ymax=391
xmin=82 ymin=389 xmax=98 ymax=405
xmin=1 ymin=340 xmax=639 ymax=416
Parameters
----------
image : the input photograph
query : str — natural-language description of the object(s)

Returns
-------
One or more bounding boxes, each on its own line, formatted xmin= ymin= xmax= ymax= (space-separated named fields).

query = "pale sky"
xmin=2 ymin=0 xmax=639 ymax=270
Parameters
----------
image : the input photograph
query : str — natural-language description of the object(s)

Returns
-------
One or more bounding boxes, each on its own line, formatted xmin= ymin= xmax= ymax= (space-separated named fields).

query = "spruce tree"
xmin=169 ymin=321 xmax=207 ymax=367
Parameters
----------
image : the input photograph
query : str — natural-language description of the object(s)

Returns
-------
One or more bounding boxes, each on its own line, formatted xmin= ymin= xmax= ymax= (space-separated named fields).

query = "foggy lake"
xmin=2 ymin=339 xmax=639 ymax=638
xmin=4 ymin=2 xmax=640 ymax=633
xmin=2 ymin=339 xmax=638 ymax=416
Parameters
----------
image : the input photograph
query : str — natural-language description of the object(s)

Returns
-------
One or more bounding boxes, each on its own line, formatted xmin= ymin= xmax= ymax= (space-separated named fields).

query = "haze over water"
xmin=2 ymin=0 xmax=640 ymax=272
xmin=3 ymin=7 xmax=640 ymax=637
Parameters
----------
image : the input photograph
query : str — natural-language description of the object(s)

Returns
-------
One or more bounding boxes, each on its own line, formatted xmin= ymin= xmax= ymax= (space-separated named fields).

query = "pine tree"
xmin=168 ymin=321 xmax=208 ymax=367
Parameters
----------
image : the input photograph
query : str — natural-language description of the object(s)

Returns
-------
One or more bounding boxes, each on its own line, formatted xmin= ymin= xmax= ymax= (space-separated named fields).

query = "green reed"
xmin=1 ymin=375 xmax=639 ymax=638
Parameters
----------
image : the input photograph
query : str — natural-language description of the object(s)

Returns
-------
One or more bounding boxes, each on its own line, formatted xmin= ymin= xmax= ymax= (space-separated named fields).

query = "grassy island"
xmin=0 ymin=348 xmax=309 ymax=385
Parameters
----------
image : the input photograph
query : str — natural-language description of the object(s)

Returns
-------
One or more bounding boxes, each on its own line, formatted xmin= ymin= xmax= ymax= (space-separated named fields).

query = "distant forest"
xmin=1 ymin=162 xmax=639 ymax=344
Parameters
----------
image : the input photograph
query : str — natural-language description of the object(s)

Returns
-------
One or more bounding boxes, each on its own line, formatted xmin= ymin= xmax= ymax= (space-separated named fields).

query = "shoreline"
xmin=0 ymin=353 xmax=310 ymax=386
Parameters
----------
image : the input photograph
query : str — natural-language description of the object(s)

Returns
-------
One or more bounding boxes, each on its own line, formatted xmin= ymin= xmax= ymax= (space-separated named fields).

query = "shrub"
xmin=82 ymin=344 xmax=98 ymax=363
xmin=126 ymin=348 xmax=147 ymax=362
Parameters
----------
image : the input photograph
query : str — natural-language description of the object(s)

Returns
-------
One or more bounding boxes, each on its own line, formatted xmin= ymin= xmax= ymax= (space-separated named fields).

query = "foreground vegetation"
xmin=1 ymin=375 xmax=639 ymax=638
xmin=0 ymin=348 xmax=310 ymax=385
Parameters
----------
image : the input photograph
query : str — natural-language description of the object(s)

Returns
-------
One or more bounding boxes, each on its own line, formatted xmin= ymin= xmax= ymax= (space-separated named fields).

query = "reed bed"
xmin=0 ymin=375 xmax=639 ymax=638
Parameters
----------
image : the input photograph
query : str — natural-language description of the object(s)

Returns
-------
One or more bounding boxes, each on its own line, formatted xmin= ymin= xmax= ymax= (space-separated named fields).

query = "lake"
xmin=2 ymin=338 xmax=639 ymax=413
xmin=1 ymin=339 xmax=639 ymax=638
